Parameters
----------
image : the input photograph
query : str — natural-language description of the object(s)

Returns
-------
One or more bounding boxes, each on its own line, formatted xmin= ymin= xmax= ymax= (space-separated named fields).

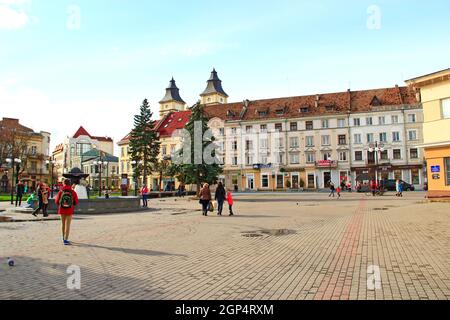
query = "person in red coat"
xmin=55 ymin=179 xmax=79 ymax=245
xmin=226 ymin=189 xmax=234 ymax=216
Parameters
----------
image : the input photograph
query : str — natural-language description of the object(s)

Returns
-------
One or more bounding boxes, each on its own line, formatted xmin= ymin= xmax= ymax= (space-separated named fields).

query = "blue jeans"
xmin=142 ymin=194 xmax=148 ymax=207
xmin=217 ymin=199 xmax=224 ymax=215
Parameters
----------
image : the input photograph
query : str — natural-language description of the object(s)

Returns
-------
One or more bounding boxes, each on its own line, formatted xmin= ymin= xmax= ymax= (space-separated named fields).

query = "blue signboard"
xmin=431 ymin=165 xmax=441 ymax=173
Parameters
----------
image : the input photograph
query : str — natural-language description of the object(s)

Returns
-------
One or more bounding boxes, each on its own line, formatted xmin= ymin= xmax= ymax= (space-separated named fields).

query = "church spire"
xmin=159 ymin=78 xmax=186 ymax=117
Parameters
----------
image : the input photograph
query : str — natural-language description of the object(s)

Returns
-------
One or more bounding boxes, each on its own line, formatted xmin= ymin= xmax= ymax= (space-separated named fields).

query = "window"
xmin=306 ymin=136 xmax=314 ymax=147
xmin=380 ymin=150 xmax=388 ymax=160
xmin=275 ymin=123 xmax=283 ymax=132
xmin=355 ymin=151 xmax=363 ymax=161
xmin=392 ymin=132 xmax=400 ymax=142
xmin=446 ymin=158 xmax=450 ymax=185
xmin=321 ymin=119 xmax=329 ymax=129
xmin=171 ymin=145 xmax=176 ymax=154
xmin=277 ymin=153 xmax=284 ymax=164
xmin=290 ymin=153 xmax=300 ymax=164
xmin=306 ymin=121 xmax=313 ymax=130
xmin=260 ymin=124 xmax=267 ymax=132
xmin=30 ymin=161 xmax=37 ymax=172
xmin=232 ymin=141 xmax=238 ymax=151
xmin=76 ymin=143 xmax=91 ymax=156
xmin=408 ymin=114 xmax=416 ymax=123
xmin=338 ymin=119 xmax=346 ymax=128
xmin=276 ymin=138 xmax=284 ymax=149
xmin=261 ymin=174 xmax=269 ymax=188
xmin=339 ymin=152 xmax=347 ymax=162
xmin=367 ymin=133 xmax=374 ymax=143
xmin=322 ymin=152 xmax=332 ymax=161
xmin=232 ymin=157 xmax=238 ymax=166
xmin=30 ymin=146 xmax=37 ymax=155
xmin=338 ymin=135 xmax=346 ymax=145
xmin=408 ymin=130 xmax=417 ymax=141
xmin=290 ymin=122 xmax=298 ymax=131
xmin=410 ymin=148 xmax=418 ymax=159
xmin=121 ymin=148 xmax=125 ymax=157
xmin=231 ymin=128 xmax=237 ymax=135
xmin=245 ymin=140 xmax=253 ymax=151
xmin=162 ymin=146 xmax=167 ymax=155
xmin=246 ymin=155 xmax=253 ymax=166
xmin=321 ymin=135 xmax=330 ymax=146
xmin=353 ymin=118 xmax=361 ymax=126
xmin=393 ymin=149 xmax=401 ymax=160
xmin=306 ymin=153 xmax=316 ymax=163
xmin=260 ymin=155 xmax=268 ymax=164
xmin=378 ymin=116 xmax=386 ymax=125
xmin=290 ymin=137 xmax=299 ymax=148
xmin=412 ymin=168 xmax=420 ymax=185
xmin=246 ymin=126 xmax=252 ymax=133
xmin=260 ymin=138 xmax=268 ymax=149
xmin=392 ymin=115 xmax=399 ymax=124
xmin=379 ymin=132 xmax=387 ymax=142
xmin=442 ymin=98 xmax=450 ymax=119
xmin=354 ymin=134 xmax=362 ymax=144
xmin=366 ymin=117 xmax=373 ymax=125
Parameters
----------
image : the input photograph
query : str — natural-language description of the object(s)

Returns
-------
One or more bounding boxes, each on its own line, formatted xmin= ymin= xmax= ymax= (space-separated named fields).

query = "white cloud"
xmin=0 ymin=0 xmax=32 ymax=29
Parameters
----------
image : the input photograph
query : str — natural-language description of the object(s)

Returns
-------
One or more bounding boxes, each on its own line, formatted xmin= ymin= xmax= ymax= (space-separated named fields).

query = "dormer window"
xmin=276 ymin=109 xmax=285 ymax=116
xmin=325 ymin=104 xmax=335 ymax=111
xmin=370 ymin=96 xmax=382 ymax=106
xmin=300 ymin=106 xmax=310 ymax=113
xmin=256 ymin=109 xmax=268 ymax=117
xmin=227 ymin=110 xmax=236 ymax=118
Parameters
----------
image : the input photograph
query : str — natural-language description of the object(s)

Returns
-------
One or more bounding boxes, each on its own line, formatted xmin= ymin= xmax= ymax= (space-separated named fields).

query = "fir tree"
xmin=174 ymin=102 xmax=222 ymax=196
xmin=129 ymin=99 xmax=161 ymax=186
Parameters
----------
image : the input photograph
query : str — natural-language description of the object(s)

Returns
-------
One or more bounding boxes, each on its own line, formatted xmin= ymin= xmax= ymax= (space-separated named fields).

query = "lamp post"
xmin=6 ymin=158 xmax=22 ymax=205
xmin=131 ymin=160 xmax=138 ymax=197
xmin=368 ymin=141 xmax=385 ymax=184
xmin=46 ymin=158 xmax=56 ymax=198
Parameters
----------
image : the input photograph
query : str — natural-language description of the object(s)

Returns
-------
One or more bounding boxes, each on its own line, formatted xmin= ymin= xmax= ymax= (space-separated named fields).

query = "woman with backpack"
xmin=55 ymin=179 xmax=79 ymax=245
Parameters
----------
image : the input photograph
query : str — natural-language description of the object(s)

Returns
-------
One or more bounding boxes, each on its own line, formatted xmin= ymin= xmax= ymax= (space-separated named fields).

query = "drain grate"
xmin=373 ymin=208 xmax=389 ymax=211
xmin=242 ymin=233 xmax=264 ymax=238
xmin=241 ymin=229 xmax=296 ymax=238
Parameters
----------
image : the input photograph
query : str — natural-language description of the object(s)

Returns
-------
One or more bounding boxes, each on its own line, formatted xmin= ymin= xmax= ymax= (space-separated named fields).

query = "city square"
xmin=1 ymin=192 xmax=449 ymax=300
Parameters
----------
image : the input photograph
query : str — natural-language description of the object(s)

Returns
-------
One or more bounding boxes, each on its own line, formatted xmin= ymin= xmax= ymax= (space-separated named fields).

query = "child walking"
xmin=55 ymin=179 xmax=79 ymax=245
xmin=226 ymin=189 xmax=234 ymax=216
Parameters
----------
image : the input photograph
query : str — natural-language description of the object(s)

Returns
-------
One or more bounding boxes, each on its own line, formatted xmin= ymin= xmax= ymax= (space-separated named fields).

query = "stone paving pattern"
xmin=0 ymin=192 xmax=449 ymax=300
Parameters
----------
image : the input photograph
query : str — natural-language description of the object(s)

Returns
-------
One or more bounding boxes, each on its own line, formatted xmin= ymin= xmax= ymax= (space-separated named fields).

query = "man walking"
xmin=15 ymin=181 xmax=25 ymax=207
xmin=329 ymin=182 xmax=336 ymax=198
xmin=32 ymin=182 xmax=44 ymax=217
xmin=215 ymin=182 xmax=226 ymax=216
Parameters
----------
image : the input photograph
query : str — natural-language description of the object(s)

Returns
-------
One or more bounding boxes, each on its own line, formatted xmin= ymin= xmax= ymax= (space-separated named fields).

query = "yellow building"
xmin=406 ymin=68 xmax=450 ymax=198
xmin=0 ymin=118 xmax=51 ymax=191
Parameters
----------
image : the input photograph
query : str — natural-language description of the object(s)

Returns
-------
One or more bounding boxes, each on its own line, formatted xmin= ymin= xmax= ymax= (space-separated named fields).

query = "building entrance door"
xmin=292 ymin=174 xmax=299 ymax=189
xmin=277 ymin=175 xmax=284 ymax=189
xmin=308 ymin=174 xmax=315 ymax=189
xmin=247 ymin=175 xmax=254 ymax=190
xmin=324 ymin=172 xmax=331 ymax=188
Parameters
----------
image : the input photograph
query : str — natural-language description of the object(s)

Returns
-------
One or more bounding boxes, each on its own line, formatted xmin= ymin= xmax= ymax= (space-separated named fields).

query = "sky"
xmin=1 ymin=0 xmax=449 ymax=156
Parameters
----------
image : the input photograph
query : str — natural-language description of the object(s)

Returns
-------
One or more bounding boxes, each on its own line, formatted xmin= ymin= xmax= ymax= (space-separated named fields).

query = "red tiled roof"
xmin=0 ymin=118 xmax=34 ymax=133
xmin=92 ymin=136 xmax=113 ymax=142
xmin=73 ymin=126 xmax=92 ymax=138
xmin=117 ymin=119 xmax=165 ymax=145
xmin=204 ymin=86 xmax=419 ymax=121
xmin=158 ymin=110 xmax=191 ymax=138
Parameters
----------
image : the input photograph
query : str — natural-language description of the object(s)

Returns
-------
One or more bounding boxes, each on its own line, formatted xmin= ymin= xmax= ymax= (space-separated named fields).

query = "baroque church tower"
xmin=200 ymin=69 xmax=229 ymax=105
xmin=159 ymin=78 xmax=186 ymax=117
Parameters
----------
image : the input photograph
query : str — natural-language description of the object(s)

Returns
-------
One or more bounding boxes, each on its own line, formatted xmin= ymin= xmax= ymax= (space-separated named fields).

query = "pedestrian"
xmin=336 ymin=186 xmax=341 ymax=199
xmin=395 ymin=179 xmax=401 ymax=197
xmin=32 ymin=182 xmax=44 ymax=217
xmin=41 ymin=183 xmax=50 ymax=217
xmin=199 ymin=183 xmax=212 ymax=216
xmin=141 ymin=184 xmax=149 ymax=207
xmin=15 ymin=181 xmax=25 ymax=207
xmin=25 ymin=192 xmax=37 ymax=209
xmin=398 ymin=181 xmax=404 ymax=197
xmin=226 ymin=188 xmax=234 ymax=216
xmin=55 ymin=179 xmax=79 ymax=245
xmin=329 ymin=182 xmax=335 ymax=197
xmin=215 ymin=182 xmax=226 ymax=216
xmin=370 ymin=180 xmax=378 ymax=197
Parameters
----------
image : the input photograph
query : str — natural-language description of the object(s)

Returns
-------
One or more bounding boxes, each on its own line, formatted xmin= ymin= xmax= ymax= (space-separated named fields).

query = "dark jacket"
xmin=16 ymin=183 xmax=25 ymax=195
xmin=215 ymin=186 xmax=226 ymax=201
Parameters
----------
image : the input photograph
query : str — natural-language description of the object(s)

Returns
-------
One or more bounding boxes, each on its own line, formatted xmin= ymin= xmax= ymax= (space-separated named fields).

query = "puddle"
xmin=373 ymin=208 xmax=389 ymax=211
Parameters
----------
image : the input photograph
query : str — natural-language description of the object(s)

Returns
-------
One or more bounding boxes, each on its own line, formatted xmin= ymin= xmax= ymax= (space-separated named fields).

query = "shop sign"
xmin=431 ymin=166 xmax=440 ymax=173
xmin=432 ymin=174 xmax=440 ymax=180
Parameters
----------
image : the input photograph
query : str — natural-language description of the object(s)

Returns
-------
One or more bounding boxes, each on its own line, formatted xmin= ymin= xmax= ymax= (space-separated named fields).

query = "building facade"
xmin=406 ymin=68 xmax=450 ymax=198
xmin=0 ymin=118 xmax=51 ymax=191
xmin=53 ymin=126 xmax=114 ymax=181
xmin=205 ymin=85 xmax=425 ymax=191
xmin=81 ymin=149 xmax=120 ymax=190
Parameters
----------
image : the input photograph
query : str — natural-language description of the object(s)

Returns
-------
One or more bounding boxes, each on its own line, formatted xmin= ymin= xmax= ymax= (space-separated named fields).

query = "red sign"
xmin=316 ymin=160 xmax=338 ymax=168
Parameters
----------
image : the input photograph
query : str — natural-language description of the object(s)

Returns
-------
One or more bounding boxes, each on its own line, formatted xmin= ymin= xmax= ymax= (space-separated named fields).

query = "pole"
xmin=98 ymin=162 xmax=102 ymax=198
xmin=10 ymin=160 xmax=14 ymax=205
xmin=375 ymin=141 xmax=379 ymax=185
xmin=51 ymin=162 xmax=54 ymax=198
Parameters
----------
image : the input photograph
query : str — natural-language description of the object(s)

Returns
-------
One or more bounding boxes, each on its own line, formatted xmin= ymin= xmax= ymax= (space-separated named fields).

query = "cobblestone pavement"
xmin=0 ymin=192 xmax=449 ymax=300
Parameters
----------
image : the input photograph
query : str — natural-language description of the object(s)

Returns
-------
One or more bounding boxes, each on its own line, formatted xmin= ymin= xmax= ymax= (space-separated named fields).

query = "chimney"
xmin=315 ymin=95 xmax=320 ymax=108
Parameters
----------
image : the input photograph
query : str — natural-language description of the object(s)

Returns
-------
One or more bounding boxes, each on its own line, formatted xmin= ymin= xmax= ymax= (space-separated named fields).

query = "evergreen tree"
xmin=129 ymin=99 xmax=161 ymax=186
xmin=175 ymin=102 xmax=222 ymax=196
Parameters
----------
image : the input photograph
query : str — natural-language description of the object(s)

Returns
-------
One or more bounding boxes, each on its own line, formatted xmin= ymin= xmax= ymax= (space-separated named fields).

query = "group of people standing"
xmin=199 ymin=182 xmax=234 ymax=216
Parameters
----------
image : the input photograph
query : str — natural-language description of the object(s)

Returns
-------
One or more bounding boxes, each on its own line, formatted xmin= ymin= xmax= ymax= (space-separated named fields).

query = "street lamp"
xmin=6 ymin=158 xmax=22 ymax=205
xmin=131 ymin=160 xmax=138 ymax=196
xmin=46 ymin=158 xmax=56 ymax=198
xmin=93 ymin=159 xmax=108 ymax=197
xmin=368 ymin=141 xmax=385 ymax=184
